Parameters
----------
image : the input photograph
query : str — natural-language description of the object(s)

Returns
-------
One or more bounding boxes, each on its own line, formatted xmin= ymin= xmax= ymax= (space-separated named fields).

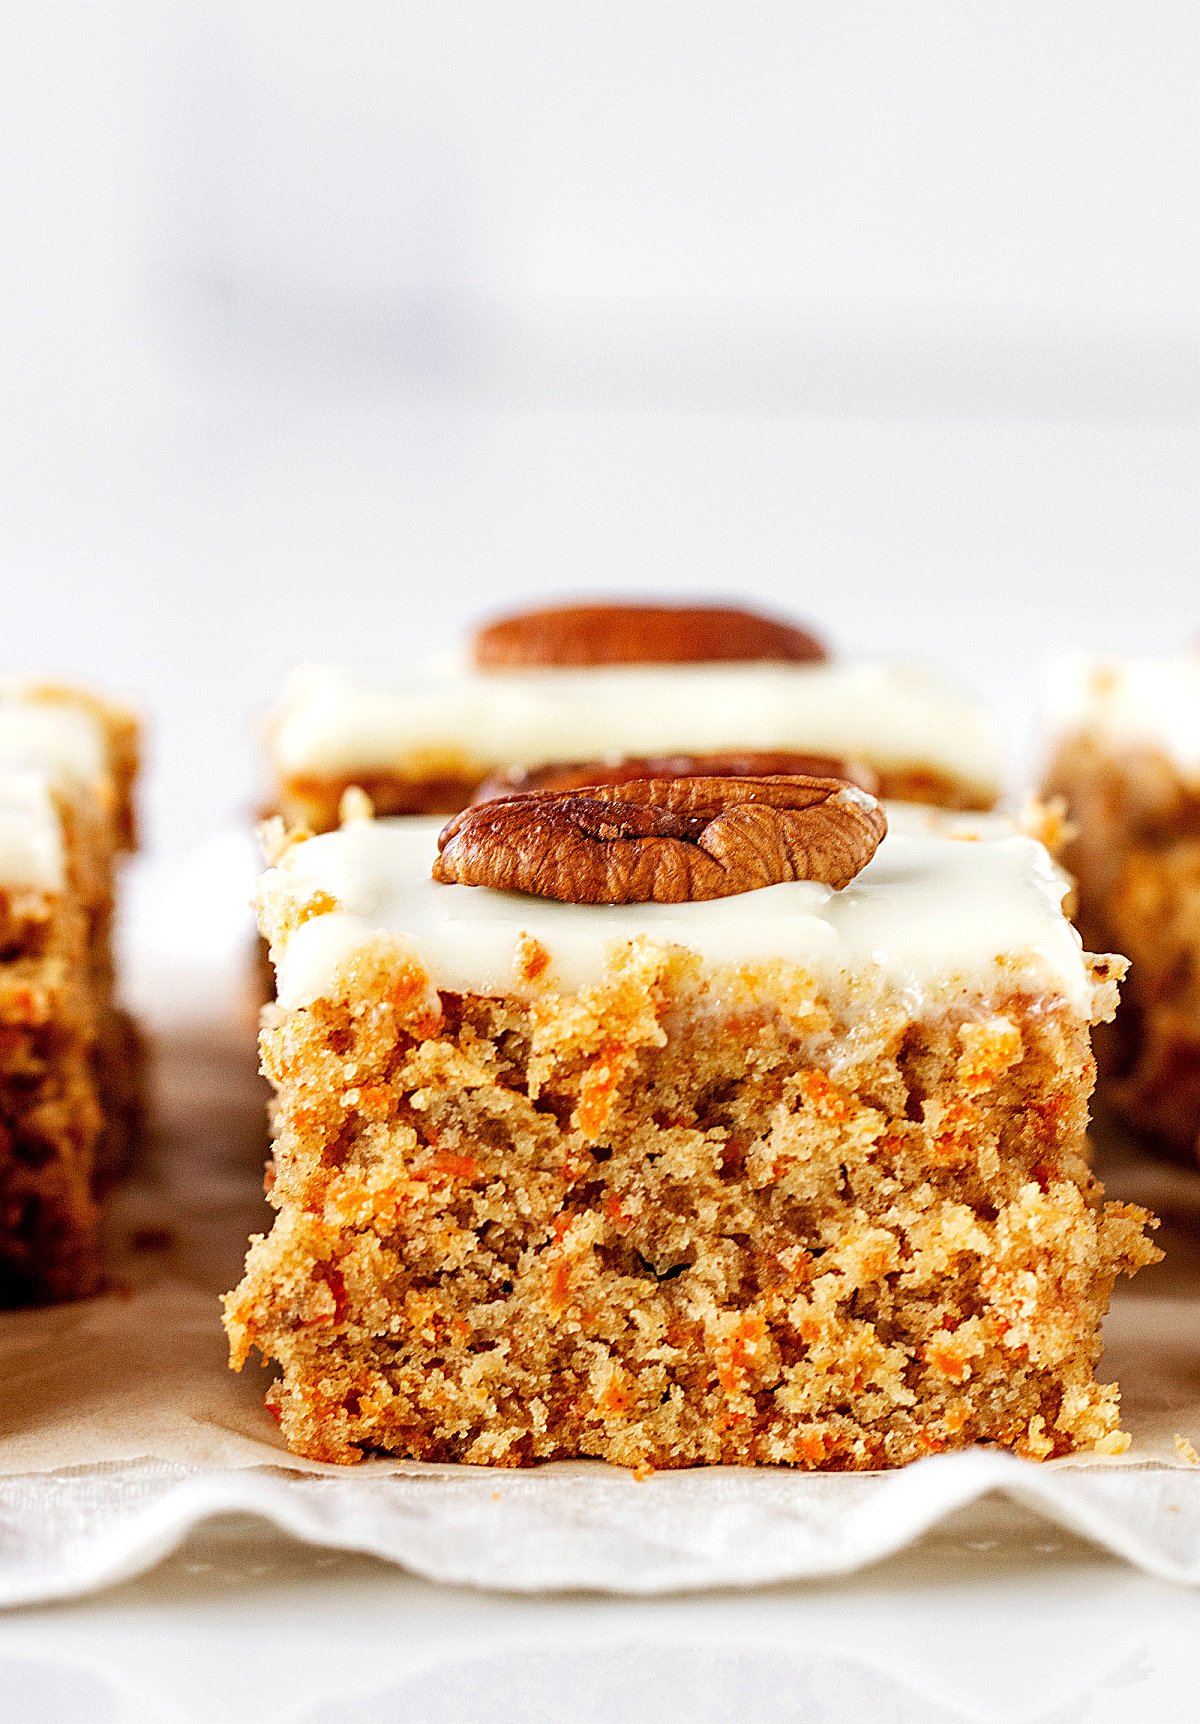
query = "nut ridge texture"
xmin=433 ymin=774 xmax=887 ymax=903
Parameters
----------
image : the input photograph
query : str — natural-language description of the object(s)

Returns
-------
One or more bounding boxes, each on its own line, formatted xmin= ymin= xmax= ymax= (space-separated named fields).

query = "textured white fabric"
xmin=0 ymin=1451 xmax=1198 ymax=1608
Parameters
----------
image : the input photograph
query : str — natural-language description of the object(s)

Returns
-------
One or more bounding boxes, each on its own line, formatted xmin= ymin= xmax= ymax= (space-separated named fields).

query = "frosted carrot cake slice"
xmin=226 ymin=779 xmax=1156 ymax=1468
xmin=266 ymin=600 xmax=1004 ymax=828
xmin=0 ymin=686 xmax=142 ymax=1303
xmin=1044 ymin=655 xmax=1200 ymax=1158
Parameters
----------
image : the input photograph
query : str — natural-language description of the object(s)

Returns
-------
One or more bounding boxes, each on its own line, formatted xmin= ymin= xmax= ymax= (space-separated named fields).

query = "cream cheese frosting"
xmin=0 ymin=695 xmax=111 ymax=891
xmin=1047 ymin=655 xmax=1200 ymax=779
xmin=263 ymin=806 xmax=1100 ymax=1018
xmin=0 ymin=697 xmax=107 ymax=786
xmin=0 ymin=772 xmax=65 ymax=892
xmin=271 ymin=662 xmax=1005 ymax=799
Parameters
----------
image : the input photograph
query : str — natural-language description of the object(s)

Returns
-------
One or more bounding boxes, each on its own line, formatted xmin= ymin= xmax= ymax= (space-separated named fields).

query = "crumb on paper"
xmin=1094 ymin=1429 xmax=1131 ymax=1457
xmin=1173 ymin=1434 xmax=1199 ymax=1466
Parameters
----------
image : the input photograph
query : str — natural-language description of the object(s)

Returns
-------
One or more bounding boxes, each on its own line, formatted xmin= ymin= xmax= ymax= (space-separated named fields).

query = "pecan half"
xmin=471 ymin=602 xmax=826 ymax=669
xmin=471 ymin=749 xmax=879 ymax=805
xmin=433 ymin=775 xmax=886 ymax=903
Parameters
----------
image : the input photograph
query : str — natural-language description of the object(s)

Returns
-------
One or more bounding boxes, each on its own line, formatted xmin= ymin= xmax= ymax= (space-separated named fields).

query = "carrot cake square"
xmin=0 ymin=684 xmax=141 ymax=1302
xmin=226 ymin=774 xmax=1156 ymax=1468
xmin=266 ymin=601 xmax=1004 ymax=829
xmin=1044 ymin=655 xmax=1200 ymax=1158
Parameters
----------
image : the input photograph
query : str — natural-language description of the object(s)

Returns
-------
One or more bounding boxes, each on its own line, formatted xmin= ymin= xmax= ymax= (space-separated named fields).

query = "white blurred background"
xmin=1 ymin=1 xmax=1197 ymax=858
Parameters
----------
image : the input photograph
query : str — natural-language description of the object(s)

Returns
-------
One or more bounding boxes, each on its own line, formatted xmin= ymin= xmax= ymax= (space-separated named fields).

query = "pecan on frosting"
xmin=471 ymin=749 xmax=879 ymax=806
xmin=432 ymin=775 xmax=886 ymax=903
xmin=471 ymin=601 xmax=826 ymax=670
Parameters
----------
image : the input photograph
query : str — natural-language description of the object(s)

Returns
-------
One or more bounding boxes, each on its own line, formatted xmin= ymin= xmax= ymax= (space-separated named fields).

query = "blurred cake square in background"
xmin=0 ymin=682 xmax=141 ymax=1304
xmin=264 ymin=599 xmax=1005 ymax=830
xmin=1044 ymin=656 xmax=1200 ymax=1161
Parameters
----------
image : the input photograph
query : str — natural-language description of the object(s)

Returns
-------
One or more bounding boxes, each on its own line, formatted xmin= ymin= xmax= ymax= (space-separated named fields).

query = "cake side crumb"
xmin=225 ymin=936 xmax=1159 ymax=1469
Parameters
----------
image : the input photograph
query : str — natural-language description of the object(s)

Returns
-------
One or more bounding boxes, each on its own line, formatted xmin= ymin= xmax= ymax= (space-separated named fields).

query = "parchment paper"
xmin=2 ymin=839 xmax=1200 ymax=1606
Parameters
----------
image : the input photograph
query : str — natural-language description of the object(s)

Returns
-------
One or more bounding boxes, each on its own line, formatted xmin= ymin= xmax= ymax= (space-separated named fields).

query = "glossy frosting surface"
xmin=272 ymin=661 xmax=1004 ymax=797
xmin=0 ymin=701 xmax=106 ymax=786
xmin=0 ymin=694 xmax=110 ymax=890
xmin=0 ymin=772 xmax=65 ymax=891
xmin=264 ymin=806 xmax=1098 ymax=1016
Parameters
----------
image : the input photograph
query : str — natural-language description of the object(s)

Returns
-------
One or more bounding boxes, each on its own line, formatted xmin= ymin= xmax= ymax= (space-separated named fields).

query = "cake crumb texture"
xmin=0 ymin=689 xmax=142 ymax=1304
xmin=226 ymin=938 xmax=1157 ymax=1468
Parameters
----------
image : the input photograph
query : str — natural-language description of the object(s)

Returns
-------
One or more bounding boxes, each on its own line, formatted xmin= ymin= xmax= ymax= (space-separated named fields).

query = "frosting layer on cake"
xmin=0 ymin=773 xmax=65 ymax=891
xmin=1048 ymin=656 xmax=1200 ymax=779
xmin=271 ymin=662 xmax=1004 ymax=801
xmin=263 ymin=807 xmax=1104 ymax=1017
xmin=0 ymin=701 xmax=107 ymax=786
xmin=0 ymin=695 xmax=113 ymax=891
